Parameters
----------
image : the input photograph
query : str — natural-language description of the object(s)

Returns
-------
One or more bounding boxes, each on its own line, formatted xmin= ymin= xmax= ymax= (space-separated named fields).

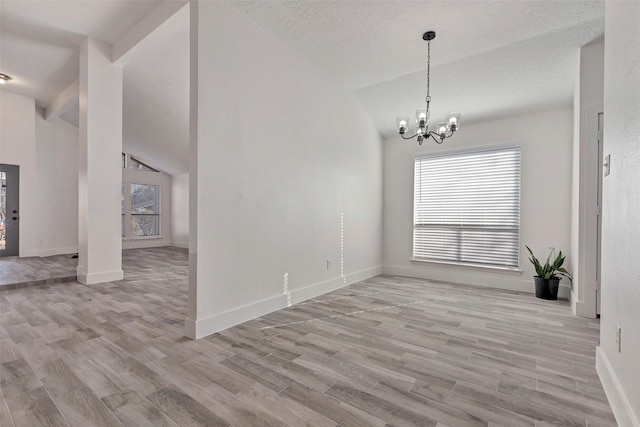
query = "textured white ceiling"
xmin=227 ymin=0 xmax=604 ymax=90
xmin=0 ymin=0 xmax=605 ymax=174
xmin=226 ymin=0 xmax=604 ymax=138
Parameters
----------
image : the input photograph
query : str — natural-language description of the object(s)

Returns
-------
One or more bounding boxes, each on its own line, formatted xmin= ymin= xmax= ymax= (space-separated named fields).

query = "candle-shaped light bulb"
xmin=446 ymin=113 xmax=461 ymax=131
xmin=396 ymin=116 xmax=409 ymax=135
xmin=437 ymin=122 xmax=448 ymax=139
xmin=416 ymin=108 xmax=428 ymax=129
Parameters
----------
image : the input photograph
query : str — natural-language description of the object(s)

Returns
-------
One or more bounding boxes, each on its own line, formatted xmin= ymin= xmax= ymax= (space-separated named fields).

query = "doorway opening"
xmin=0 ymin=164 xmax=19 ymax=257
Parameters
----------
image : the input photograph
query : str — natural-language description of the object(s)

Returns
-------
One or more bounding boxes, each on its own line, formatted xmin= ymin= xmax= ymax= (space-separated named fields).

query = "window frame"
xmin=411 ymin=145 xmax=522 ymax=271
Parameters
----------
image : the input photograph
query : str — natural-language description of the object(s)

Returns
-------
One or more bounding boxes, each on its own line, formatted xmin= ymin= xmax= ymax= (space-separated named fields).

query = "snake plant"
xmin=525 ymin=246 xmax=572 ymax=282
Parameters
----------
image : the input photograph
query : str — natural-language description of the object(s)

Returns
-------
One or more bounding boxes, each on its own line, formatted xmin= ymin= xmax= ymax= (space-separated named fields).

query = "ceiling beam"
xmin=112 ymin=0 xmax=188 ymax=66
xmin=45 ymin=79 xmax=78 ymax=121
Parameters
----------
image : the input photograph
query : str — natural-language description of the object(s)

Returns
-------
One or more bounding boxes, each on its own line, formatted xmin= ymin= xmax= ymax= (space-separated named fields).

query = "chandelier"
xmin=396 ymin=31 xmax=460 ymax=145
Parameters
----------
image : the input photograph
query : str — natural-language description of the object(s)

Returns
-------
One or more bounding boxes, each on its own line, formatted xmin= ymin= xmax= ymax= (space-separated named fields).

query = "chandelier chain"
xmin=426 ymin=40 xmax=431 ymax=103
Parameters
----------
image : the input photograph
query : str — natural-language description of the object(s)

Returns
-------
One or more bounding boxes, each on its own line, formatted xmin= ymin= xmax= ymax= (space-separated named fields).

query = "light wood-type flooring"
xmin=0 ymin=247 xmax=616 ymax=426
xmin=0 ymin=253 xmax=77 ymax=289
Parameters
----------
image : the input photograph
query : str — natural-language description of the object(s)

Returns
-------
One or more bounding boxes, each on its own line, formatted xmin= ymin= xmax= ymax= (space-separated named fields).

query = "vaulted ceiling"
xmin=0 ymin=1 xmax=604 ymax=175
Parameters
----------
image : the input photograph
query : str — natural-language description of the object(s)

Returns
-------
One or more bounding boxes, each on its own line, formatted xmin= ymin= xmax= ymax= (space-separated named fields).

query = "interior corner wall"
xmin=122 ymin=168 xmax=172 ymax=249
xmin=597 ymin=2 xmax=640 ymax=426
xmin=571 ymin=50 xmax=581 ymax=313
xmin=188 ymin=1 xmax=383 ymax=339
xmin=570 ymin=40 xmax=604 ymax=318
xmin=0 ymin=91 xmax=38 ymax=257
xmin=383 ymin=108 xmax=573 ymax=296
xmin=35 ymin=112 xmax=79 ymax=256
xmin=171 ymin=173 xmax=189 ymax=248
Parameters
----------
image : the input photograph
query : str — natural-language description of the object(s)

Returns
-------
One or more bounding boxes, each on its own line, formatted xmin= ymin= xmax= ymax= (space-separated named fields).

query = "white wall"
xmin=171 ymin=173 xmax=188 ymax=248
xmin=0 ymin=91 xmax=38 ymax=257
xmin=122 ymin=167 xmax=172 ymax=249
xmin=187 ymin=1 xmax=383 ymax=338
xmin=596 ymin=2 xmax=640 ymax=426
xmin=383 ymin=108 xmax=574 ymax=296
xmin=570 ymin=40 xmax=604 ymax=318
xmin=35 ymin=111 xmax=79 ymax=256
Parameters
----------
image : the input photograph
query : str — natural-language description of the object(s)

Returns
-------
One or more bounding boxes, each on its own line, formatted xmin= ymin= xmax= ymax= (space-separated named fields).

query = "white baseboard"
xmin=189 ymin=293 xmax=288 ymax=339
xmin=38 ymin=247 xmax=77 ymax=257
xmin=596 ymin=346 xmax=640 ymax=427
xmin=77 ymin=269 xmax=124 ymax=285
xmin=290 ymin=266 xmax=382 ymax=305
xmin=184 ymin=317 xmax=197 ymax=339
xmin=19 ymin=249 xmax=39 ymax=257
xmin=122 ymin=239 xmax=171 ymax=250
xmin=382 ymin=263 xmax=572 ymax=298
xmin=570 ymin=288 xmax=597 ymax=318
xmin=187 ymin=265 xmax=382 ymax=340
xmin=171 ymin=241 xmax=189 ymax=249
xmin=571 ymin=289 xmax=578 ymax=314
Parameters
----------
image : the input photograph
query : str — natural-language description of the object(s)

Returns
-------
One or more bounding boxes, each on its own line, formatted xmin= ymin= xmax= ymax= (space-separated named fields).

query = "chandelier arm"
xmin=427 ymin=132 xmax=444 ymax=144
xmin=400 ymin=133 xmax=419 ymax=140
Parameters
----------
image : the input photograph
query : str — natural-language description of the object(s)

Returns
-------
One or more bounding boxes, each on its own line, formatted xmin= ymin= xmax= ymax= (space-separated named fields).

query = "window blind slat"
xmin=413 ymin=146 xmax=521 ymax=268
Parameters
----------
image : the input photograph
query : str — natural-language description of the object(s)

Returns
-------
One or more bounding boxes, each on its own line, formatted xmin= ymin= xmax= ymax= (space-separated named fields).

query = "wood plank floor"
xmin=0 ymin=254 xmax=77 ymax=289
xmin=0 ymin=247 xmax=616 ymax=426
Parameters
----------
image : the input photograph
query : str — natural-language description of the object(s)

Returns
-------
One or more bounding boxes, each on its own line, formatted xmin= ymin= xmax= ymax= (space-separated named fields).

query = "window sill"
xmin=410 ymin=258 xmax=523 ymax=274
xmin=123 ymin=236 xmax=162 ymax=241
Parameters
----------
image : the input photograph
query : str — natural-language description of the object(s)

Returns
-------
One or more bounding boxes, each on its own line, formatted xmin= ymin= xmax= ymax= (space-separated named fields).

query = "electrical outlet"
xmin=326 ymin=259 xmax=331 ymax=270
xmin=616 ymin=325 xmax=621 ymax=352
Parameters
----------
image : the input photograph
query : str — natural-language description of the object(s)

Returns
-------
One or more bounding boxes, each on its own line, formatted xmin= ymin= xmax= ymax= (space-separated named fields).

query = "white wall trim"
xmin=184 ymin=317 xmax=197 ymax=339
xmin=571 ymin=289 xmax=579 ymax=313
xmin=77 ymin=269 xmax=124 ymax=285
xmin=290 ymin=266 xmax=382 ymax=305
xmin=189 ymin=293 xmax=288 ymax=339
xmin=122 ymin=238 xmax=172 ymax=250
xmin=570 ymin=289 xmax=593 ymax=317
xmin=38 ymin=247 xmax=77 ymax=257
xmin=596 ymin=347 xmax=640 ymax=427
xmin=188 ymin=265 xmax=382 ymax=339
xmin=382 ymin=264 xmax=571 ymax=299
xmin=171 ymin=240 xmax=189 ymax=249
xmin=19 ymin=249 xmax=39 ymax=258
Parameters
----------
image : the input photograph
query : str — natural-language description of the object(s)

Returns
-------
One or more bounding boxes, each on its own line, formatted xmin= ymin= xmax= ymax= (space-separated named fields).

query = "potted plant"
xmin=525 ymin=246 xmax=572 ymax=300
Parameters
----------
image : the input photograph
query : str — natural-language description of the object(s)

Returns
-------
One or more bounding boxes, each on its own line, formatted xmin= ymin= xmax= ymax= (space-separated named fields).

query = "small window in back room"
xmin=129 ymin=156 xmax=158 ymax=172
xmin=131 ymin=184 xmax=160 ymax=238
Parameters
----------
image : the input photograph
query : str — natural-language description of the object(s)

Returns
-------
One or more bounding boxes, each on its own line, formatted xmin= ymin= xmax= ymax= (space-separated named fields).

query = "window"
xmin=122 ymin=153 xmax=158 ymax=172
xmin=413 ymin=146 xmax=521 ymax=268
xmin=121 ymin=182 xmax=125 ymax=238
xmin=131 ymin=184 xmax=160 ymax=238
xmin=129 ymin=156 xmax=158 ymax=172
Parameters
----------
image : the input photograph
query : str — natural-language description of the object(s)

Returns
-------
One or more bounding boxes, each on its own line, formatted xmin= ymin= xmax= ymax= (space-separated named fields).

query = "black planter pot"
xmin=534 ymin=276 xmax=560 ymax=300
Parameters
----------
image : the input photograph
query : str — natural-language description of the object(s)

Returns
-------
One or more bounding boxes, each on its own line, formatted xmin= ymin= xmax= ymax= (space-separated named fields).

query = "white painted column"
xmin=77 ymin=38 xmax=124 ymax=284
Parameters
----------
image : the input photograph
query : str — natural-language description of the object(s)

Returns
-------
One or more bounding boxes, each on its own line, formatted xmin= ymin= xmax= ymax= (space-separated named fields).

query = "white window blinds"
xmin=413 ymin=146 xmax=521 ymax=268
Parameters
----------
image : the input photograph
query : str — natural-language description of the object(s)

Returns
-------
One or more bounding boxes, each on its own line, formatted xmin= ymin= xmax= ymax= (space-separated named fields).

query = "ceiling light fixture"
xmin=0 ymin=73 xmax=12 ymax=85
xmin=396 ymin=31 xmax=460 ymax=145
